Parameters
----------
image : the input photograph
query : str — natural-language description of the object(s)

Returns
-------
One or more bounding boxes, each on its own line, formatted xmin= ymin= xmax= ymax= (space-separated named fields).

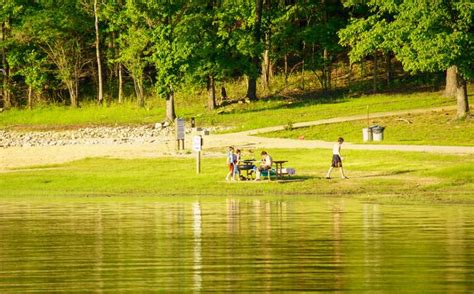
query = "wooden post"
xmin=196 ymin=150 xmax=201 ymax=174
xmin=193 ymin=135 xmax=203 ymax=174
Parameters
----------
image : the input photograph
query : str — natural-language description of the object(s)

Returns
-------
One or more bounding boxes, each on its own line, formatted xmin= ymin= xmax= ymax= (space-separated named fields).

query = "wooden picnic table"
xmin=238 ymin=159 xmax=289 ymax=180
xmin=273 ymin=160 xmax=288 ymax=178
xmin=237 ymin=159 xmax=256 ymax=180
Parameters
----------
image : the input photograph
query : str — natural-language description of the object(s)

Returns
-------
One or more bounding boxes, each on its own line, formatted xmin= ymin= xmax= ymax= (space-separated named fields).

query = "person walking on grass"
xmin=226 ymin=146 xmax=237 ymax=181
xmin=326 ymin=137 xmax=349 ymax=179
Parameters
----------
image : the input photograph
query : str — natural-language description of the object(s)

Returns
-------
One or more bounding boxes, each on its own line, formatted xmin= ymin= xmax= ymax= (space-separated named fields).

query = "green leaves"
xmin=340 ymin=0 xmax=473 ymax=78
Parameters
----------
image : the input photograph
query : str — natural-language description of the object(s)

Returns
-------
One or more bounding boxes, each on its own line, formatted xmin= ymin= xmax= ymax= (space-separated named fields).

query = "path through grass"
xmin=262 ymin=109 xmax=473 ymax=146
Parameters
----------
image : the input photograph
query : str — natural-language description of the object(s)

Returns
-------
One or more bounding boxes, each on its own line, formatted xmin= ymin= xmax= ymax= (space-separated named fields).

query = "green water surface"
xmin=0 ymin=197 xmax=473 ymax=292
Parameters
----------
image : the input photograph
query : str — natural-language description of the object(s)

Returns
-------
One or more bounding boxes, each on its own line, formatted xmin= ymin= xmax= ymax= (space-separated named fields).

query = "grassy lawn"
xmin=2 ymin=149 xmax=473 ymax=203
xmin=262 ymin=109 xmax=474 ymax=146
xmin=0 ymin=89 xmax=454 ymax=132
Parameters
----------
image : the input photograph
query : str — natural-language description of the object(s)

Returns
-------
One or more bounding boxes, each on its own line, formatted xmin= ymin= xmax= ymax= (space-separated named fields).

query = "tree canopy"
xmin=0 ymin=0 xmax=471 ymax=118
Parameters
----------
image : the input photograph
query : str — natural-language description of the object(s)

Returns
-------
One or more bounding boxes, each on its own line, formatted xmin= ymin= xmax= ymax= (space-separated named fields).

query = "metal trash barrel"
xmin=362 ymin=128 xmax=373 ymax=142
xmin=371 ymin=125 xmax=385 ymax=141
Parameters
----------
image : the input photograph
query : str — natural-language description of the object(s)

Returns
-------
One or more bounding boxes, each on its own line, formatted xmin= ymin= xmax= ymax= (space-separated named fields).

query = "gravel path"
xmin=1 ymin=106 xmax=472 ymax=171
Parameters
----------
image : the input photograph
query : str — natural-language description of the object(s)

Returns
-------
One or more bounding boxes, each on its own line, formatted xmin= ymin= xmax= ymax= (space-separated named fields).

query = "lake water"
xmin=0 ymin=197 xmax=473 ymax=292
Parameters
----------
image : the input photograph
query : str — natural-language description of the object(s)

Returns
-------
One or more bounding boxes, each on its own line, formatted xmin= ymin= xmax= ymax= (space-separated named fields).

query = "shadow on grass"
xmin=219 ymin=76 xmax=450 ymax=116
xmin=273 ymin=175 xmax=314 ymax=184
xmin=355 ymin=169 xmax=416 ymax=178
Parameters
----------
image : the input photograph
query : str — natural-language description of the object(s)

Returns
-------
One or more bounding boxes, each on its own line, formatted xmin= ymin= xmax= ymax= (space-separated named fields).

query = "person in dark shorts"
xmin=326 ymin=137 xmax=348 ymax=179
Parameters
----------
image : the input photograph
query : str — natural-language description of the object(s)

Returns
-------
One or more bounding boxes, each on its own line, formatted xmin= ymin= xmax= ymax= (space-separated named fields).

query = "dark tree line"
xmin=1 ymin=0 xmax=471 ymax=119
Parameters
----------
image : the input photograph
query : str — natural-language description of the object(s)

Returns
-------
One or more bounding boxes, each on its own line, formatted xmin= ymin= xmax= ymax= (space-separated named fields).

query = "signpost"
xmin=176 ymin=118 xmax=185 ymax=150
xmin=193 ymin=136 xmax=203 ymax=174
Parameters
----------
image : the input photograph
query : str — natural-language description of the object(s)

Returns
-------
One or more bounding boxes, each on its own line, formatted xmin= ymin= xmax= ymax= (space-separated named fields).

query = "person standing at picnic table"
xmin=255 ymin=151 xmax=273 ymax=181
xmin=226 ymin=146 xmax=237 ymax=181
xmin=234 ymin=149 xmax=242 ymax=180
xmin=326 ymin=137 xmax=349 ymax=179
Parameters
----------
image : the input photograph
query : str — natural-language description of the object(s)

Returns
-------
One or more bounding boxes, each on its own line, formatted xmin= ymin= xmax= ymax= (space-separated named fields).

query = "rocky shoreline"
xmin=0 ymin=125 xmax=178 ymax=148
xmin=0 ymin=124 xmax=230 ymax=148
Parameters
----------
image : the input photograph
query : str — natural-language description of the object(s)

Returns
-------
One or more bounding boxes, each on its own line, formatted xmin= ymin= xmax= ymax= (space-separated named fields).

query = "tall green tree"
xmin=147 ymin=0 xmax=192 ymax=121
xmin=22 ymin=0 xmax=93 ymax=107
xmin=0 ymin=0 xmax=24 ymax=108
xmin=339 ymin=0 xmax=473 ymax=117
xmin=8 ymin=48 xmax=47 ymax=109
xmin=184 ymin=1 xmax=249 ymax=110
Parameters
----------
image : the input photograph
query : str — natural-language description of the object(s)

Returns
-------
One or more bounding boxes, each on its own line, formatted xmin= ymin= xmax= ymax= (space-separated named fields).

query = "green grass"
xmin=262 ymin=109 xmax=473 ymax=146
xmin=2 ymin=149 xmax=473 ymax=203
xmin=0 ymin=71 xmax=458 ymax=132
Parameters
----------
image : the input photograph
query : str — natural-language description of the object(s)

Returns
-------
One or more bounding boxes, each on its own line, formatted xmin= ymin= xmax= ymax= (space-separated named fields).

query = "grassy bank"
xmin=2 ymin=148 xmax=473 ymax=203
xmin=262 ymin=109 xmax=474 ymax=146
xmin=1 ymin=85 xmax=454 ymax=132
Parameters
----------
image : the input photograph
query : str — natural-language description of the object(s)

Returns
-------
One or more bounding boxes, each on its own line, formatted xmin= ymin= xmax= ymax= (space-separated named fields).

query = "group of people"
xmin=225 ymin=147 xmax=273 ymax=181
xmin=225 ymin=137 xmax=348 ymax=181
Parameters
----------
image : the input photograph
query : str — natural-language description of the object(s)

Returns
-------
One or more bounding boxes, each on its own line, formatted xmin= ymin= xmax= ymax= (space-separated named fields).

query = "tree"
xmin=183 ymin=1 xmax=246 ymax=110
xmin=9 ymin=48 xmax=47 ymax=109
xmin=118 ymin=25 xmax=149 ymax=107
xmin=0 ymin=0 xmax=23 ymax=108
xmin=94 ymin=0 xmax=104 ymax=104
xmin=101 ymin=0 xmax=126 ymax=104
xmin=339 ymin=0 xmax=472 ymax=117
xmin=246 ymin=0 xmax=263 ymax=100
xmin=147 ymin=0 xmax=192 ymax=121
xmin=22 ymin=1 xmax=93 ymax=107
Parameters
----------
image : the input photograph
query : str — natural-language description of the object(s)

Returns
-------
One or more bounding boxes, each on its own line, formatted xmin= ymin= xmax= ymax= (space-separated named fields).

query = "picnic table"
xmin=237 ymin=159 xmax=290 ymax=180
xmin=273 ymin=160 xmax=288 ymax=178
xmin=237 ymin=159 xmax=256 ymax=180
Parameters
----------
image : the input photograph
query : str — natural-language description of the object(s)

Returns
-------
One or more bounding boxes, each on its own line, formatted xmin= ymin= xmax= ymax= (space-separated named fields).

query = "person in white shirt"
xmin=255 ymin=151 xmax=273 ymax=180
xmin=326 ymin=137 xmax=348 ymax=179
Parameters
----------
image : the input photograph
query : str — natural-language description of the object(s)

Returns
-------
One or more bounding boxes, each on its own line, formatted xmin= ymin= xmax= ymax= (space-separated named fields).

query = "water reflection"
xmin=192 ymin=202 xmax=202 ymax=292
xmin=0 ymin=198 xmax=473 ymax=292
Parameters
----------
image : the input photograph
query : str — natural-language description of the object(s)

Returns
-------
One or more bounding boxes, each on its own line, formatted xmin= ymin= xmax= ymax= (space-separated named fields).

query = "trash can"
xmin=371 ymin=125 xmax=385 ymax=141
xmin=362 ymin=128 xmax=373 ymax=142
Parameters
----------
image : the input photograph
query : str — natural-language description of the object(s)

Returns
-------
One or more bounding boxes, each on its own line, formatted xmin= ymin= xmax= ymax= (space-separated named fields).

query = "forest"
xmin=0 ymin=0 xmax=472 ymax=119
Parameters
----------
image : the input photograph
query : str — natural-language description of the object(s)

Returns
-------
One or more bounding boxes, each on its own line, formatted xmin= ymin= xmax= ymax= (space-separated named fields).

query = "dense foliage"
xmin=0 ymin=0 xmax=471 ymax=118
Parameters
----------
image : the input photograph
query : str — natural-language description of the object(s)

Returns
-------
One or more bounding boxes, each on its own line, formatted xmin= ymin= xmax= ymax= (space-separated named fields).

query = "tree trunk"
xmin=94 ymin=0 xmax=104 ymax=105
xmin=301 ymin=41 xmax=306 ymax=90
xmin=166 ymin=91 xmax=176 ymax=122
xmin=347 ymin=63 xmax=352 ymax=88
xmin=132 ymin=75 xmax=144 ymax=107
xmin=27 ymin=86 xmax=33 ymax=109
xmin=323 ymin=48 xmax=330 ymax=95
xmin=67 ymin=81 xmax=78 ymax=107
xmin=1 ymin=20 xmax=11 ymax=109
xmin=208 ymin=75 xmax=216 ymax=110
xmin=118 ymin=63 xmax=123 ymax=103
xmin=246 ymin=77 xmax=257 ymax=100
xmin=246 ymin=0 xmax=263 ymax=101
xmin=373 ymin=53 xmax=378 ymax=92
xmin=444 ymin=65 xmax=457 ymax=97
xmin=221 ymin=86 xmax=227 ymax=101
xmin=261 ymin=48 xmax=270 ymax=90
xmin=284 ymin=53 xmax=288 ymax=87
xmin=361 ymin=59 xmax=365 ymax=78
xmin=385 ymin=52 xmax=392 ymax=87
xmin=137 ymin=79 xmax=144 ymax=107
xmin=455 ymin=72 xmax=469 ymax=118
